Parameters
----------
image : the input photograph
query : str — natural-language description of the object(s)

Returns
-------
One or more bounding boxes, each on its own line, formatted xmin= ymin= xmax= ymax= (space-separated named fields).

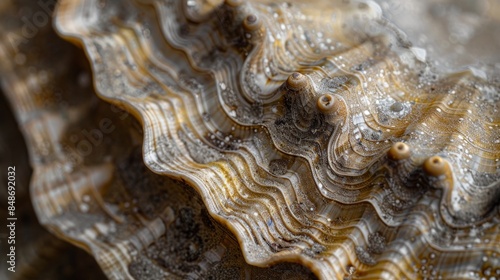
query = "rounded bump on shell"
xmin=317 ymin=93 xmax=335 ymax=113
xmin=243 ymin=14 xmax=262 ymax=31
xmin=286 ymin=72 xmax=308 ymax=90
xmin=423 ymin=156 xmax=449 ymax=177
xmin=388 ymin=142 xmax=411 ymax=161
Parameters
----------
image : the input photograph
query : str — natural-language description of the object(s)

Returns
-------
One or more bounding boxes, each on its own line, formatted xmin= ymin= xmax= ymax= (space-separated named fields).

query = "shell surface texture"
xmin=1 ymin=0 xmax=500 ymax=279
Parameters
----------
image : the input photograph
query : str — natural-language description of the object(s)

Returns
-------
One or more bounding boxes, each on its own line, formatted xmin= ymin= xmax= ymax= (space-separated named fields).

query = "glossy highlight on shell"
xmin=1 ymin=0 xmax=500 ymax=279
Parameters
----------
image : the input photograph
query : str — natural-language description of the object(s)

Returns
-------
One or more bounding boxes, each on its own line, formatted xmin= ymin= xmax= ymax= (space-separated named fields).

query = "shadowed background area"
xmin=0 ymin=88 xmax=108 ymax=279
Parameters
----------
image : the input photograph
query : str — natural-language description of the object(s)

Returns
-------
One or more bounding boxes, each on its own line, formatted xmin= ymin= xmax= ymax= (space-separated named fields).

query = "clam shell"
xmin=52 ymin=0 xmax=500 ymax=278
xmin=1 ymin=0 xmax=500 ymax=279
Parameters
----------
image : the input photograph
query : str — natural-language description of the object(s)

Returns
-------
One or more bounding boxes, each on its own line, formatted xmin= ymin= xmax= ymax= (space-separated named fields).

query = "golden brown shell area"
xmin=4 ymin=0 xmax=499 ymax=279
